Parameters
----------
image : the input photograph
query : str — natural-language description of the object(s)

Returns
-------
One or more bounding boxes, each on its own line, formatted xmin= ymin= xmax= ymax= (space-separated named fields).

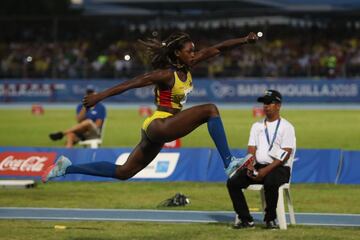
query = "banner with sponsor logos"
xmin=0 ymin=147 xmax=211 ymax=182
xmin=337 ymin=151 xmax=360 ymax=184
xmin=0 ymin=147 xmax=357 ymax=184
xmin=206 ymin=149 xmax=342 ymax=183
xmin=291 ymin=149 xmax=342 ymax=183
xmin=0 ymin=151 xmax=56 ymax=177
xmin=0 ymin=79 xmax=359 ymax=103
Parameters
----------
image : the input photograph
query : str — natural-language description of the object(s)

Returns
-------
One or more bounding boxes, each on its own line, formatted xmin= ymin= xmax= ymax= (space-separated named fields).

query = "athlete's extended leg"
xmin=113 ymin=131 xmax=163 ymax=180
xmin=42 ymin=131 xmax=163 ymax=182
xmin=146 ymin=104 xmax=253 ymax=177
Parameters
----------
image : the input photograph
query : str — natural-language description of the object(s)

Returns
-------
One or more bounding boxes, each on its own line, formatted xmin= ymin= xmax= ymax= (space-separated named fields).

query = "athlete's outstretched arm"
xmin=191 ymin=32 xmax=258 ymax=66
xmin=83 ymin=69 xmax=172 ymax=108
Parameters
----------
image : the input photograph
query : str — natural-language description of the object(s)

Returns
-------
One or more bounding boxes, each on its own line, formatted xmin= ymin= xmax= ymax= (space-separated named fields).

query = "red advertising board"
xmin=0 ymin=152 xmax=56 ymax=176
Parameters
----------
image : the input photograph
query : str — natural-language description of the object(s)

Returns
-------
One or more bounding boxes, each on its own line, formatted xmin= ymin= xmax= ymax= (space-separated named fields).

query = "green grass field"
xmin=1 ymin=107 xmax=360 ymax=239
xmin=0 ymin=108 xmax=359 ymax=149
xmin=1 ymin=182 xmax=360 ymax=239
xmin=2 ymin=220 xmax=359 ymax=240
xmin=2 ymin=182 xmax=360 ymax=213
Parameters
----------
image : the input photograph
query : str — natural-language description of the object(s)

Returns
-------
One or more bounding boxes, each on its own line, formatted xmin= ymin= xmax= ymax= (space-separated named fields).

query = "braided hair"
xmin=139 ymin=32 xmax=192 ymax=69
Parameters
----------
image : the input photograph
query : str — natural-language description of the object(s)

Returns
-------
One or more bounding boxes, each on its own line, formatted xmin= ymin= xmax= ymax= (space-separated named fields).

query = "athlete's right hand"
xmin=82 ymin=93 xmax=100 ymax=108
xmin=246 ymin=32 xmax=258 ymax=44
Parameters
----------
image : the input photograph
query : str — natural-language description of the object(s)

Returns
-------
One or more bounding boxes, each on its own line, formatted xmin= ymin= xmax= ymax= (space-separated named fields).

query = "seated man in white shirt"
xmin=227 ymin=89 xmax=296 ymax=229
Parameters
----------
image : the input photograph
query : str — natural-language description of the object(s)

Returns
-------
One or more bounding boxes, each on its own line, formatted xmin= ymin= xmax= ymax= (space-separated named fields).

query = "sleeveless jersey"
xmin=154 ymin=71 xmax=193 ymax=109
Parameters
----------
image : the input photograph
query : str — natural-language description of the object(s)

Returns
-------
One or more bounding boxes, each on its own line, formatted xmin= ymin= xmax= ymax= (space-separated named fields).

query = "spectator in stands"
xmin=48 ymin=86 xmax=107 ymax=148
xmin=227 ymin=90 xmax=296 ymax=229
xmin=2 ymin=24 xmax=360 ymax=78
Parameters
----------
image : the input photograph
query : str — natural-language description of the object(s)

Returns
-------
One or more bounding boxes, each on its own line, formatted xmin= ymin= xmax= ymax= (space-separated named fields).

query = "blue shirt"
xmin=76 ymin=103 xmax=106 ymax=129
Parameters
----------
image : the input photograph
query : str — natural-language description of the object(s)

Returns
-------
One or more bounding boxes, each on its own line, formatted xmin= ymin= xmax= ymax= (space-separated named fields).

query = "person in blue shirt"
xmin=49 ymin=87 xmax=106 ymax=148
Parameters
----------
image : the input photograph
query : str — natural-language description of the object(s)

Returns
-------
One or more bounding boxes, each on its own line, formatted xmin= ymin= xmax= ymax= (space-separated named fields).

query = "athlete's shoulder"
xmin=148 ymin=68 xmax=173 ymax=78
xmin=141 ymin=68 xmax=174 ymax=87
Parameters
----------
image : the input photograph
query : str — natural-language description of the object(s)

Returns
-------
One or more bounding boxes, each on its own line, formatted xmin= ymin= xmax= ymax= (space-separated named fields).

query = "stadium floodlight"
xmin=124 ymin=55 xmax=131 ymax=61
xmin=71 ymin=0 xmax=83 ymax=5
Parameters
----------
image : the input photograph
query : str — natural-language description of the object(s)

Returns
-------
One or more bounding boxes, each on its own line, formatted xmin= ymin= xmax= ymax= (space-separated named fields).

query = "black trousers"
xmin=226 ymin=163 xmax=290 ymax=222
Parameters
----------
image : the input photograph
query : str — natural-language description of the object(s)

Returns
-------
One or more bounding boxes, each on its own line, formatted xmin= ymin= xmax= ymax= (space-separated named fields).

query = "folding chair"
xmin=78 ymin=120 xmax=106 ymax=149
xmin=235 ymin=151 xmax=296 ymax=230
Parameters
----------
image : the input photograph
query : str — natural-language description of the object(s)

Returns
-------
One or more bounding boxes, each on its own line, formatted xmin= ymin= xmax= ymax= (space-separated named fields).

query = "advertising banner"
xmin=1 ymin=79 xmax=359 ymax=103
xmin=337 ymin=151 xmax=360 ymax=184
xmin=291 ymin=149 xmax=341 ymax=183
xmin=0 ymin=147 xmax=356 ymax=184
xmin=0 ymin=152 xmax=56 ymax=177
xmin=0 ymin=147 xmax=212 ymax=182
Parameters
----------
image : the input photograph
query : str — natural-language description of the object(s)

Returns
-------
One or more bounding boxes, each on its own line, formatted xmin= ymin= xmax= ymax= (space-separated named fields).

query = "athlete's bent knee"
xmin=115 ymin=170 xmax=134 ymax=180
xmin=116 ymin=174 xmax=132 ymax=181
xmin=202 ymin=103 xmax=219 ymax=118
xmin=115 ymin=165 xmax=142 ymax=180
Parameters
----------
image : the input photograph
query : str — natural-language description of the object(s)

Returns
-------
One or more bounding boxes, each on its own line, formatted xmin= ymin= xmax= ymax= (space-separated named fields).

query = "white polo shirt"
xmin=248 ymin=117 xmax=296 ymax=167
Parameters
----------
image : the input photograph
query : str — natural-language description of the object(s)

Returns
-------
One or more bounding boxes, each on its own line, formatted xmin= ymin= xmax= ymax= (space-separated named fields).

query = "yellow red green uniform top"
xmin=154 ymin=71 xmax=193 ymax=110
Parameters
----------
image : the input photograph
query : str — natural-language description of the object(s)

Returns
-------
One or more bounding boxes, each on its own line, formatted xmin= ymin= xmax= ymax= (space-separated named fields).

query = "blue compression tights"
xmin=66 ymin=161 xmax=117 ymax=178
xmin=207 ymin=116 xmax=232 ymax=167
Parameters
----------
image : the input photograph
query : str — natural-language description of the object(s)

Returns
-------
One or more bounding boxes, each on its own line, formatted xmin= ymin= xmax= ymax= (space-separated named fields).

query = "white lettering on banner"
xmin=211 ymin=82 xmax=236 ymax=98
xmin=0 ymin=155 xmax=47 ymax=172
xmin=190 ymin=88 xmax=208 ymax=97
xmin=237 ymin=84 xmax=267 ymax=96
xmin=236 ymin=83 xmax=358 ymax=97
xmin=115 ymin=153 xmax=180 ymax=179
xmin=0 ymin=83 xmax=53 ymax=97
xmin=54 ymin=83 xmax=66 ymax=90
xmin=72 ymin=85 xmax=96 ymax=95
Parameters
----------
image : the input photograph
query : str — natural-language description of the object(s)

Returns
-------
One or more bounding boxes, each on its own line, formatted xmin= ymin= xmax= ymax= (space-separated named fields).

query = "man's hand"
xmin=246 ymin=32 xmax=258 ymax=44
xmin=83 ymin=93 xmax=101 ymax=108
xmin=246 ymin=164 xmax=256 ymax=178
xmin=248 ymin=168 xmax=266 ymax=182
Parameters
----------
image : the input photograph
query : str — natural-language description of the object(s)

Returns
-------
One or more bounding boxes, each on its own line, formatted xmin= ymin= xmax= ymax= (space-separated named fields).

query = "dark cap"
xmin=86 ymin=85 xmax=95 ymax=94
xmin=257 ymin=90 xmax=282 ymax=104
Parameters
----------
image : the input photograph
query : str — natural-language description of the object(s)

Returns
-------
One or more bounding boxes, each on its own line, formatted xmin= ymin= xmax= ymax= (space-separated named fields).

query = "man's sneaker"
xmin=225 ymin=154 xmax=255 ymax=178
xmin=42 ymin=155 xmax=72 ymax=183
xmin=265 ymin=220 xmax=279 ymax=230
xmin=233 ymin=217 xmax=255 ymax=229
xmin=49 ymin=132 xmax=64 ymax=141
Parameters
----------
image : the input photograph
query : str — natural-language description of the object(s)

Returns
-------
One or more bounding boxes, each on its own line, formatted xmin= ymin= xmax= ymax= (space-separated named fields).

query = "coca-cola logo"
xmin=0 ymin=152 xmax=56 ymax=176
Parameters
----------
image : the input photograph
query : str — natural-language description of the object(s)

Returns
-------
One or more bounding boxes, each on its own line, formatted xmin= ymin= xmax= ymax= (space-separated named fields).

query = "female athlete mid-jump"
xmin=42 ymin=31 xmax=258 ymax=182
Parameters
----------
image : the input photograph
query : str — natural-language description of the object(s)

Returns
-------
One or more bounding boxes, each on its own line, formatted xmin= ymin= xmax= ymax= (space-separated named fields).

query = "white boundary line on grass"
xmin=0 ymin=216 xmax=215 ymax=223
xmin=0 ymin=207 xmax=234 ymax=214
xmin=0 ymin=216 xmax=359 ymax=227
xmin=2 ymin=207 xmax=360 ymax=217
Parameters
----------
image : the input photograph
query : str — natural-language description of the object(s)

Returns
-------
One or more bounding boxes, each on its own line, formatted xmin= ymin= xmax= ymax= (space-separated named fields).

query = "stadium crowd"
xmin=1 ymin=23 xmax=360 ymax=79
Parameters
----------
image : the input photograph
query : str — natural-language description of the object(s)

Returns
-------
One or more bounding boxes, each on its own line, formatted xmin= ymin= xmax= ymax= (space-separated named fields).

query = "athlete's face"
xmin=176 ymin=41 xmax=195 ymax=66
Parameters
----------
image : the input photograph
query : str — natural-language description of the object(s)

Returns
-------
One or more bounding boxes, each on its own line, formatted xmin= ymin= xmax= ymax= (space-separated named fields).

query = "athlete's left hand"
xmin=246 ymin=32 xmax=258 ymax=44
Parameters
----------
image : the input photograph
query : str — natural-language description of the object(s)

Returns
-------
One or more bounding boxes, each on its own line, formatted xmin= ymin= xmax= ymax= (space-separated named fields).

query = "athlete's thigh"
xmin=118 ymin=130 xmax=163 ymax=177
xmin=147 ymin=104 xmax=214 ymax=142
